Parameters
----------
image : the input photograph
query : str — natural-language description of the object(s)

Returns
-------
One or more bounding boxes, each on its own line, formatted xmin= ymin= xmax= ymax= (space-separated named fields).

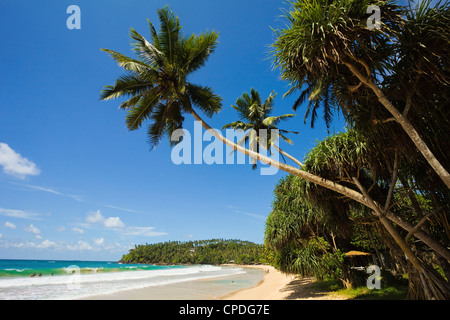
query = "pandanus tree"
xmin=272 ymin=0 xmax=450 ymax=189
xmin=223 ymin=88 xmax=303 ymax=168
xmin=265 ymin=174 xmax=365 ymax=287
xmin=297 ymin=129 xmax=450 ymax=298
xmin=101 ymin=6 xmax=450 ymax=299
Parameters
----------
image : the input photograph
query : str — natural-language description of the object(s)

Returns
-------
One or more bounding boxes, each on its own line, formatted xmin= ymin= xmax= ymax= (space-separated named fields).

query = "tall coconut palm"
xmin=100 ymin=8 xmax=449 ymax=297
xmin=100 ymin=6 xmax=222 ymax=148
xmin=222 ymin=88 xmax=303 ymax=168
xmin=100 ymin=7 xmax=371 ymax=206
xmin=272 ymin=0 xmax=450 ymax=189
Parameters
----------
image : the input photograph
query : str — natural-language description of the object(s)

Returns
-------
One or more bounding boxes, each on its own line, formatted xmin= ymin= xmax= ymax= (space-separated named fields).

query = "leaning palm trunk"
xmin=191 ymin=109 xmax=450 ymax=299
xmin=344 ymin=61 xmax=450 ymax=189
xmin=191 ymin=108 xmax=450 ymax=261
xmin=191 ymin=109 xmax=370 ymax=205
xmin=273 ymin=145 xmax=303 ymax=167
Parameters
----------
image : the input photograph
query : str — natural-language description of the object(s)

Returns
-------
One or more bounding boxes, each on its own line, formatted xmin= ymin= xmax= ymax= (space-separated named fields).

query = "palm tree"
xmin=272 ymin=0 xmax=450 ymax=189
xmin=265 ymin=175 xmax=356 ymax=286
xmin=100 ymin=7 xmax=369 ymax=210
xmin=222 ymin=88 xmax=303 ymax=168
xmin=299 ymin=129 xmax=450 ymax=299
xmin=100 ymin=7 xmax=449 ymax=298
xmin=100 ymin=6 xmax=222 ymax=148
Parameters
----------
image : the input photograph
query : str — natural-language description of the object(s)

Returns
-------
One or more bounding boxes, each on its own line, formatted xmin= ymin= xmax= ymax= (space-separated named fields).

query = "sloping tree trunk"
xmin=343 ymin=61 xmax=450 ymax=189
xmin=190 ymin=109 xmax=450 ymax=299
xmin=273 ymin=145 xmax=304 ymax=167
xmin=190 ymin=109 xmax=450 ymax=261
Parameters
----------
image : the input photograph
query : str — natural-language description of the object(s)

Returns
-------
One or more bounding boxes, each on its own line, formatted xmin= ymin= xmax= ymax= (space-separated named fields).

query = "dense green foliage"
xmin=267 ymin=0 xmax=450 ymax=299
xmin=264 ymin=128 xmax=450 ymax=294
xmin=104 ymin=2 xmax=450 ymax=299
xmin=120 ymin=239 xmax=265 ymax=265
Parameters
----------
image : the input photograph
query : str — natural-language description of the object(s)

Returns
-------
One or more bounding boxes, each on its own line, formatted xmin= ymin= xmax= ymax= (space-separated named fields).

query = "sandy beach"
xmin=221 ymin=265 xmax=347 ymax=300
xmin=80 ymin=264 xmax=346 ymax=300
xmin=221 ymin=265 xmax=295 ymax=300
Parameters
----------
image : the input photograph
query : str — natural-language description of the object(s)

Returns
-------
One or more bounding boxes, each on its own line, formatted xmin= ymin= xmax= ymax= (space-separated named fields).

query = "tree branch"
xmin=384 ymin=149 xmax=399 ymax=216
xmin=405 ymin=209 xmax=440 ymax=243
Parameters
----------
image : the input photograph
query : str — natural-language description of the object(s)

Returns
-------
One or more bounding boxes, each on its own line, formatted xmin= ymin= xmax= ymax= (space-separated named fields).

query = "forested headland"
xmin=120 ymin=239 xmax=265 ymax=265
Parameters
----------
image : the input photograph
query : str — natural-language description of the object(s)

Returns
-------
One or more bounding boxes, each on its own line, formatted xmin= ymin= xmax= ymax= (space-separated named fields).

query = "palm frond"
xmin=182 ymin=31 xmax=219 ymax=74
xmin=262 ymin=114 xmax=296 ymax=127
xmin=157 ymin=5 xmax=181 ymax=64
xmin=99 ymin=74 xmax=153 ymax=101
xmin=125 ymin=88 xmax=161 ymax=130
xmin=101 ymin=6 xmax=222 ymax=149
xmin=147 ymin=103 xmax=170 ymax=148
xmin=186 ymin=83 xmax=222 ymax=116
xmin=130 ymin=28 xmax=165 ymax=67
xmin=222 ymin=121 xmax=252 ymax=131
xmin=101 ymin=49 xmax=153 ymax=74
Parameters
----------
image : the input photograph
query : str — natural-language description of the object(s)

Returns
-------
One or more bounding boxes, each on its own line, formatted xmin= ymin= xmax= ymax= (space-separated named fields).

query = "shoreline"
xmin=219 ymin=264 xmax=296 ymax=300
xmin=78 ymin=264 xmax=345 ymax=300
xmin=220 ymin=264 xmax=348 ymax=300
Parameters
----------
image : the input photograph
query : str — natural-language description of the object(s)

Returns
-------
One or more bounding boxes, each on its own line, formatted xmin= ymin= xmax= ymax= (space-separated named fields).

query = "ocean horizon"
xmin=0 ymin=259 xmax=263 ymax=300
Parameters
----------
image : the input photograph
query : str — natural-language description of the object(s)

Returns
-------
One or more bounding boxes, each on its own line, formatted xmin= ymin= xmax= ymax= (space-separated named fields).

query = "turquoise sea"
xmin=0 ymin=259 xmax=263 ymax=300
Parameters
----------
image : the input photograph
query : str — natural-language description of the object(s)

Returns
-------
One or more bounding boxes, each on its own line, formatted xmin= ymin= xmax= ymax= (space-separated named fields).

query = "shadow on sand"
xmin=280 ymin=277 xmax=347 ymax=300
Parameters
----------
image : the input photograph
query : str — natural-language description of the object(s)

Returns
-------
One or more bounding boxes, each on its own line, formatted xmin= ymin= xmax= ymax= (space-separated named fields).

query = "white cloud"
xmin=104 ymin=217 xmax=125 ymax=228
xmin=0 ymin=239 xmax=56 ymax=249
xmin=66 ymin=240 xmax=92 ymax=251
xmin=86 ymin=210 xmax=124 ymax=229
xmin=227 ymin=205 xmax=267 ymax=220
xmin=103 ymin=204 xmax=143 ymax=214
xmin=0 ymin=208 xmax=39 ymax=220
xmin=0 ymin=143 xmax=40 ymax=179
xmin=24 ymin=224 xmax=40 ymax=234
xmin=56 ymin=226 xmax=66 ymax=232
xmin=93 ymin=238 xmax=104 ymax=245
xmin=72 ymin=227 xmax=84 ymax=234
xmin=86 ymin=210 xmax=105 ymax=224
xmin=4 ymin=221 xmax=16 ymax=229
xmin=37 ymin=239 xmax=56 ymax=249
xmin=84 ymin=210 xmax=165 ymax=238
xmin=124 ymin=226 xmax=168 ymax=237
xmin=23 ymin=184 xmax=84 ymax=202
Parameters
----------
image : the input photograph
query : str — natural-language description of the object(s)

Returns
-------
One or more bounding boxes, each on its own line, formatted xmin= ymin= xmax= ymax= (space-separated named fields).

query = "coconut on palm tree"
xmin=223 ymin=88 xmax=303 ymax=168
xmin=100 ymin=6 xmax=222 ymax=148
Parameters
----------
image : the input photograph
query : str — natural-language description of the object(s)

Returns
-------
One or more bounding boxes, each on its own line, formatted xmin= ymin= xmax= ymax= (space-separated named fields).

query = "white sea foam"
xmin=0 ymin=265 xmax=246 ymax=300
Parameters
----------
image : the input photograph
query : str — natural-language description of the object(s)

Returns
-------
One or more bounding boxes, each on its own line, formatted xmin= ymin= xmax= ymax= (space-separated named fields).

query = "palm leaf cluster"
xmin=266 ymin=128 xmax=450 ymax=295
xmin=265 ymin=174 xmax=354 ymax=282
xmin=223 ymin=89 xmax=299 ymax=168
xmin=272 ymin=0 xmax=450 ymax=188
xmin=273 ymin=0 xmax=402 ymax=128
xmin=223 ymin=89 xmax=297 ymax=147
xmin=100 ymin=6 xmax=222 ymax=148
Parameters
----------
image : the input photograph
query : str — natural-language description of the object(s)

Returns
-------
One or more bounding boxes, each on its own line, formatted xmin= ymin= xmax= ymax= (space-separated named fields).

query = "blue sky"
xmin=0 ymin=0 xmax=345 ymax=261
